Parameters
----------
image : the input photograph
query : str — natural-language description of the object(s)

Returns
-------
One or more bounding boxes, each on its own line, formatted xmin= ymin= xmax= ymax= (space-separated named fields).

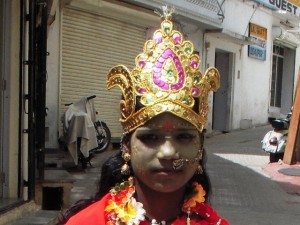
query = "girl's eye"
xmin=138 ymin=134 xmax=159 ymax=143
xmin=176 ymin=133 xmax=196 ymax=142
xmin=136 ymin=132 xmax=197 ymax=144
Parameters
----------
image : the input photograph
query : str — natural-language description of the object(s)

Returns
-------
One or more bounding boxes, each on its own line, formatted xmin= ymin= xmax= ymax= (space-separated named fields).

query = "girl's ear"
xmin=121 ymin=133 xmax=132 ymax=153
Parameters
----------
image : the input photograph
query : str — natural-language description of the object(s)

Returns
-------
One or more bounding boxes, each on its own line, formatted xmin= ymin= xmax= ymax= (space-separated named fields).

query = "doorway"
xmin=213 ymin=50 xmax=234 ymax=132
xmin=270 ymin=44 xmax=295 ymax=116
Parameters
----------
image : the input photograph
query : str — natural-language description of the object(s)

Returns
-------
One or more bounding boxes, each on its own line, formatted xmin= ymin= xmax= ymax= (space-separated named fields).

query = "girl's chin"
xmin=147 ymin=177 xmax=187 ymax=193
xmin=151 ymin=182 xmax=185 ymax=193
xmin=134 ymin=171 xmax=192 ymax=192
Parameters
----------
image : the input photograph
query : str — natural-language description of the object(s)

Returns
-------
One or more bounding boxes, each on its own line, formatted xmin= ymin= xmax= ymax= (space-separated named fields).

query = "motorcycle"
xmin=261 ymin=110 xmax=292 ymax=163
xmin=59 ymin=95 xmax=111 ymax=169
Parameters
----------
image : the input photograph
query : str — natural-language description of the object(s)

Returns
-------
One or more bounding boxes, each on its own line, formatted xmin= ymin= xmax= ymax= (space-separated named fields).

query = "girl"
xmin=62 ymin=6 xmax=229 ymax=225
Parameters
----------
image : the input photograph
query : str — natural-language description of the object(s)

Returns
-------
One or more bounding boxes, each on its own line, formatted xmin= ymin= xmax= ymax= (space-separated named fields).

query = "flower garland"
xmin=104 ymin=177 xmax=229 ymax=225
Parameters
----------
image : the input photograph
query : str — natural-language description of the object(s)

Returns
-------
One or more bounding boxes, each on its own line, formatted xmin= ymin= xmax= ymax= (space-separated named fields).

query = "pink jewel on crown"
xmin=154 ymin=32 xmax=163 ymax=44
xmin=152 ymin=48 xmax=185 ymax=91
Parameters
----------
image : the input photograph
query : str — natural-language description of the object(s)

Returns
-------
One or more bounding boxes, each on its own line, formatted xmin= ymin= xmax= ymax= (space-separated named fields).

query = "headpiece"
xmin=107 ymin=6 xmax=220 ymax=133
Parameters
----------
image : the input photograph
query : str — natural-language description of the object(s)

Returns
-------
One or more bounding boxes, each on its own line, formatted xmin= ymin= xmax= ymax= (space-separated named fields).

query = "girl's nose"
xmin=156 ymin=137 xmax=179 ymax=160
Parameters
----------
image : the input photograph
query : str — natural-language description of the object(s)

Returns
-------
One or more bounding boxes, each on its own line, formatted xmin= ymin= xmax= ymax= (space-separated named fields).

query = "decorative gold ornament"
xmin=107 ymin=7 xmax=220 ymax=133
xmin=195 ymin=164 xmax=203 ymax=175
xmin=121 ymin=152 xmax=131 ymax=175
xmin=123 ymin=152 xmax=131 ymax=162
xmin=172 ymin=149 xmax=203 ymax=171
xmin=121 ymin=163 xmax=131 ymax=175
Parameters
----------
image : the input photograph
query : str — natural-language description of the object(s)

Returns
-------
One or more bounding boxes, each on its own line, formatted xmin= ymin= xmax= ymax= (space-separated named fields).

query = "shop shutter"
xmin=60 ymin=7 xmax=146 ymax=138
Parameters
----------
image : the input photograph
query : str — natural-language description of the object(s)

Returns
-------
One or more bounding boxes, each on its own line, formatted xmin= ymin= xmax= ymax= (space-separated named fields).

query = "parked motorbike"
xmin=261 ymin=110 xmax=292 ymax=163
xmin=59 ymin=95 xmax=111 ymax=169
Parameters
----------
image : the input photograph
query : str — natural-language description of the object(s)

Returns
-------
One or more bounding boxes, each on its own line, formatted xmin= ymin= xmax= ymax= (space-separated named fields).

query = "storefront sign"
xmin=248 ymin=23 xmax=267 ymax=61
xmin=254 ymin=0 xmax=300 ymax=16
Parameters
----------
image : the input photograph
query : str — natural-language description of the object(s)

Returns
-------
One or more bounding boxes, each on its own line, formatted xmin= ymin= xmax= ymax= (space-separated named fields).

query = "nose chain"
xmin=172 ymin=149 xmax=203 ymax=170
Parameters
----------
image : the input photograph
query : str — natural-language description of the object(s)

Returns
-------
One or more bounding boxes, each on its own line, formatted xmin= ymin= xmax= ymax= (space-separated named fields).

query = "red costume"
xmin=65 ymin=192 xmax=229 ymax=225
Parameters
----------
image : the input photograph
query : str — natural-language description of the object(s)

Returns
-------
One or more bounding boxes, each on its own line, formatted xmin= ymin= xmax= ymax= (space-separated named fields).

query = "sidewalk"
xmin=263 ymin=161 xmax=300 ymax=195
xmin=7 ymin=125 xmax=300 ymax=225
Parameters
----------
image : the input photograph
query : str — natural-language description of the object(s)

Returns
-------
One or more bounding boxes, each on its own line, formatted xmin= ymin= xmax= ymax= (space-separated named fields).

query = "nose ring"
xmin=172 ymin=149 xmax=203 ymax=170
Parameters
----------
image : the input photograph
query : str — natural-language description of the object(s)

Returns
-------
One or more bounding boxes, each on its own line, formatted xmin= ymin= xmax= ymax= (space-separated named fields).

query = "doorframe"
xmin=269 ymin=44 xmax=295 ymax=117
xmin=0 ymin=0 xmax=4 ymax=198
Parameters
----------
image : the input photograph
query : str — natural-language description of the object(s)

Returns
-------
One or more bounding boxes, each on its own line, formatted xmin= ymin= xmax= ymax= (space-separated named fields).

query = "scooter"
xmin=261 ymin=110 xmax=292 ymax=163
xmin=59 ymin=95 xmax=111 ymax=169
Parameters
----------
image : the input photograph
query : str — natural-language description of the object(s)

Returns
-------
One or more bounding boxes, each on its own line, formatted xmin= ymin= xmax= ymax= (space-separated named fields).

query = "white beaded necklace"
xmin=150 ymin=219 xmax=166 ymax=225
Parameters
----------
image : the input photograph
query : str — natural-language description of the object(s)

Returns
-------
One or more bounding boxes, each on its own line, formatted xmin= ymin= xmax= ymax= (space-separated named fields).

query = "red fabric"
xmin=65 ymin=194 xmax=110 ymax=225
xmin=65 ymin=194 xmax=229 ymax=225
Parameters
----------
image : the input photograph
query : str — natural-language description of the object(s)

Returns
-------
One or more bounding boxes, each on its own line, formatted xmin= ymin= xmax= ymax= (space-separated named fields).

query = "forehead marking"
xmin=166 ymin=121 xmax=172 ymax=130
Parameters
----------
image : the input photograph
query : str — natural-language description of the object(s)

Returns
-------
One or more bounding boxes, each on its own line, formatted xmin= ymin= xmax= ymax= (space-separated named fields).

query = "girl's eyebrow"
xmin=135 ymin=127 xmax=197 ymax=132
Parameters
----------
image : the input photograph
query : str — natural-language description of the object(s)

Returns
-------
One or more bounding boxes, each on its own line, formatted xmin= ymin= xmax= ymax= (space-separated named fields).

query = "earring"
xmin=195 ymin=164 xmax=203 ymax=174
xmin=196 ymin=148 xmax=204 ymax=174
xmin=121 ymin=151 xmax=131 ymax=175
xmin=120 ymin=134 xmax=131 ymax=175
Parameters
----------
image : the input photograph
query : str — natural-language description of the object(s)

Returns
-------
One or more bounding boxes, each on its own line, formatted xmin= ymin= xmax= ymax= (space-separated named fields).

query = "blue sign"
xmin=248 ymin=45 xmax=266 ymax=61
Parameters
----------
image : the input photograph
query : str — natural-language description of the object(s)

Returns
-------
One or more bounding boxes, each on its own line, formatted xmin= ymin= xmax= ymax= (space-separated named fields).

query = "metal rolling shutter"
xmin=60 ymin=7 xmax=146 ymax=138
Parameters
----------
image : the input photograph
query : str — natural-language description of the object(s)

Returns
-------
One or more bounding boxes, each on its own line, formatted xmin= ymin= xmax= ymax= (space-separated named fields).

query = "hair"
xmin=60 ymin=97 xmax=211 ymax=224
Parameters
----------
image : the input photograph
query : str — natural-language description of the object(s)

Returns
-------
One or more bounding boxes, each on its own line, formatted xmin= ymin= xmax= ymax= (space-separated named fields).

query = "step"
xmin=35 ymin=170 xmax=76 ymax=210
xmin=5 ymin=210 xmax=58 ymax=225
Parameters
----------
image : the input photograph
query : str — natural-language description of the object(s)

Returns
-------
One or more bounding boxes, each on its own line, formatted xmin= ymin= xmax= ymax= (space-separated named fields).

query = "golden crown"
xmin=107 ymin=7 xmax=220 ymax=133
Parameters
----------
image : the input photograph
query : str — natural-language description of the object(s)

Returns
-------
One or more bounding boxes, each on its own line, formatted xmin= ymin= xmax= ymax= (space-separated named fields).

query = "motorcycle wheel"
xmin=94 ymin=121 xmax=111 ymax=153
xmin=78 ymin=152 xmax=88 ymax=169
xmin=269 ymin=153 xmax=284 ymax=163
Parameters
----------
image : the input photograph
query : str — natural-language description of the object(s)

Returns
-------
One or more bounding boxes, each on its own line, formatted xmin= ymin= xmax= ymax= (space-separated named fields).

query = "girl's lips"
xmin=153 ymin=169 xmax=182 ymax=176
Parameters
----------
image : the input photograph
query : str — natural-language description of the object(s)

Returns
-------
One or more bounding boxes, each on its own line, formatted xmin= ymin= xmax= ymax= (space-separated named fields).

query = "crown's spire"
xmin=154 ymin=5 xmax=175 ymax=20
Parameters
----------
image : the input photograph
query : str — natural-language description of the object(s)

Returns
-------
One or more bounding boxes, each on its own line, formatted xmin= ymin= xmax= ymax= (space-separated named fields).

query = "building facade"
xmin=1 ymin=0 xmax=299 ymax=221
xmin=46 ymin=0 xmax=300 ymax=148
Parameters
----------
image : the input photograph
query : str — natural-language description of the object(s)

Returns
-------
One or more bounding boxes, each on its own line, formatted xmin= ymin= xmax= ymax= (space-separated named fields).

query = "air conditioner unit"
xmin=272 ymin=26 xmax=300 ymax=48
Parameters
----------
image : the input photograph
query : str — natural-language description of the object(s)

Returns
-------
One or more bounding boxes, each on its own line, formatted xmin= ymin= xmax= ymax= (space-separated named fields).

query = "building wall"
xmin=229 ymin=0 xmax=272 ymax=127
xmin=206 ymin=0 xmax=300 ymax=130
xmin=1 ymin=0 xmax=21 ymax=199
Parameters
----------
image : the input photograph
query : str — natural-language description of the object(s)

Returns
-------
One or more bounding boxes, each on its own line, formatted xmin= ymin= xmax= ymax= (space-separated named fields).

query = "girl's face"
xmin=130 ymin=113 xmax=201 ymax=193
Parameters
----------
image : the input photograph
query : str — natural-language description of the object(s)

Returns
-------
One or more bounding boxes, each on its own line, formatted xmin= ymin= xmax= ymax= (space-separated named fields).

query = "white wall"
xmin=5 ymin=0 xmax=20 ymax=198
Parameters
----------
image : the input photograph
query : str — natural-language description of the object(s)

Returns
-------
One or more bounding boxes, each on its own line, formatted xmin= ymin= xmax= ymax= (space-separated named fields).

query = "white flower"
xmin=127 ymin=198 xmax=146 ymax=225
